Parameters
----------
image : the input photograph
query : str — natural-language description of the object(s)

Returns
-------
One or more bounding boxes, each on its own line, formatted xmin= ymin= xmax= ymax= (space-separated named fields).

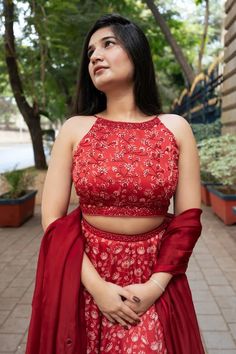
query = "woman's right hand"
xmin=91 ymin=279 xmax=141 ymax=327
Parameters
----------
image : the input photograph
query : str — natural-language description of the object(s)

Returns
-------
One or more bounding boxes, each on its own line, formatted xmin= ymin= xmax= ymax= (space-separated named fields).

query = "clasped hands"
xmin=92 ymin=279 xmax=164 ymax=328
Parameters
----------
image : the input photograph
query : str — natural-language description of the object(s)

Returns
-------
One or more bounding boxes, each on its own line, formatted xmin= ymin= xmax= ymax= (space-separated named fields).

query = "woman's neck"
xmin=102 ymin=87 xmax=147 ymax=121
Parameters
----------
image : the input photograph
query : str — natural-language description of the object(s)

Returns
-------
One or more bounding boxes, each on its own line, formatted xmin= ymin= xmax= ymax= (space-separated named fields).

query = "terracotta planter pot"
xmin=0 ymin=190 xmax=37 ymax=227
xmin=201 ymin=182 xmax=222 ymax=206
xmin=207 ymin=186 xmax=236 ymax=225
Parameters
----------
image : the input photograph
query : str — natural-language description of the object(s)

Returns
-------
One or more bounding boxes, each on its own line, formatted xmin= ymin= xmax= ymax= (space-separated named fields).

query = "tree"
xmin=1 ymin=0 xmax=223 ymax=158
xmin=196 ymin=0 xmax=210 ymax=73
xmin=144 ymin=0 xmax=195 ymax=86
xmin=2 ymin=0 xmax=102 ymax=169
xmin=3 ymin=0 xmax=47 ymax=169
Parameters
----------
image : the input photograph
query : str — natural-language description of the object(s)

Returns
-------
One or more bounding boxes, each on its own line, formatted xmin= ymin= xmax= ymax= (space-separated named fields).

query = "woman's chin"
xmin=94 ymin=81 xmax=114 ymax=94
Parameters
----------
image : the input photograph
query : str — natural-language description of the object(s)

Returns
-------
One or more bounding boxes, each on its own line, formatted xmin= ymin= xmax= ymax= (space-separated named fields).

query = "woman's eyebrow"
xmin=88 ymin=36 xmax=117 ymax=51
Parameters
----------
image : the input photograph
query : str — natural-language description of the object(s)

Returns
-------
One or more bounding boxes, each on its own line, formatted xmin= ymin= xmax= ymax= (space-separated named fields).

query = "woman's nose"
xmin=90 ymin=48 xmax=104 ymax=63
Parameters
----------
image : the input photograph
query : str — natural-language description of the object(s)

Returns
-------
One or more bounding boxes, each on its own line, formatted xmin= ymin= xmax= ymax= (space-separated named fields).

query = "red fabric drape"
xmin=25 ymin=207 xmax=205 ymax=354
xmin=154 ymin=208 xmax=205 ymax=354
xmin=25 ymin=207 xmax=87 ymax=354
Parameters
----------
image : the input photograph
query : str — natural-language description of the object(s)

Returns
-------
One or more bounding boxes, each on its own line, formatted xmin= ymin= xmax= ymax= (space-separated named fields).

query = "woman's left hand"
xmin=122 ymin=281 xmax=164 ymax=316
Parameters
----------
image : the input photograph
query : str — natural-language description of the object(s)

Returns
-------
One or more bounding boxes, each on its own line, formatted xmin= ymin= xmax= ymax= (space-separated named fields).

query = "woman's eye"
xmin=87 ymin=41 xmax=115 ymax=58
xmin=105 ymin=40 xmax=115 ymax=47
xmin=87 ymin=49 xmax=94 ymax=58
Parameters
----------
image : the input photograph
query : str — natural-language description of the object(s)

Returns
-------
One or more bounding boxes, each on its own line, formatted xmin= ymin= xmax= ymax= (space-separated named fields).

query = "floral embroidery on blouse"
xmin=71 ymin=116 xmax=179 ymax=216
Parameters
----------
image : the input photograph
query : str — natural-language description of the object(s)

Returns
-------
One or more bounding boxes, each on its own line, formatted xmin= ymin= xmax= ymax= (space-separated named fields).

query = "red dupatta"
xmin=25 ymin=206 xmax=87 ymax=354
xmin=154 ymin=208 xmax=205 ymax=354
xmin=25 ymin=207 xmax=205 ymax=354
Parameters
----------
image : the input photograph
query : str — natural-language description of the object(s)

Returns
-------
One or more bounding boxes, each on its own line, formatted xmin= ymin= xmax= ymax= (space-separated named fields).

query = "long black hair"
xmin=71 ymin=13 xmax=162 ymax=116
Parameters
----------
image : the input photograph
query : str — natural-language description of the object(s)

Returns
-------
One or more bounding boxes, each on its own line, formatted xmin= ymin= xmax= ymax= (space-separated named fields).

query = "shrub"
xmin=198 ymin=134 xmax=236 ymax=187
xmin=0 ymin=167 xmax=36 ymax=199
xmin=192 ymin=119 xmax=221 ymax=142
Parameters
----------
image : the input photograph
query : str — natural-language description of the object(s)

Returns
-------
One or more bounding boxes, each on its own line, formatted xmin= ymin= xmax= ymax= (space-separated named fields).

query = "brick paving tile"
xmin=10 ymin=305 xmax=31 ymax=318
xmin=10 ymin=277 xmax=33 ymax=288
xmin=201 ymin=268 xmax=225 ymax=277
xmin=229 ymin=324 xmax=236 ymax=341
xmin=0 ymin=334 xmax=22 ymax=351
xmin=207 ymin=350 xmax=236 ymax=354
xmin=0 ymin=312 xmax=10 ymax=327
xmin=0 ymin=283 xmax=9 ymax=294
xmin=0 ymin=298 xmax=18 ymax=311
xmin=195 ymin=301 xmax=221 ymax=315
xmin=192 ymin=289 xmax=215 ymax=302
xmin=0 ymin=317 xmax=29 ymax=334
xmin=18 ymin=293 xmax=33 ymax=305
xmin=225 ymin=270 xmax=236 ymax=282
xmin=0 ymin=203 xmax=235 ymax=353
xmin=214 ymin=296 xmax=236 ymax=309
xmin=222 ymin=309 xmax=236 ymax=323
xmin=1 ymin=287 xmax=27 ymax=299
xmin=232 ymin=282 xmax=236 ymax=292
xmin=206 ymin=275 xmax=230 ymax=285
xmin=15 ymin=343 xmax=27 ymax=354
xmin=188 ymin=270 xmax=204 ymax=280
xmin=197 ymin=314 xmax=228 ymax=331
xmin=189 ymin=279 xmax=209 ymax=290
xmin=202 ymin=331 xmax=235 ymax=349
xmin=210 ymin=285 xmax=235 ymax=297
xmin=21 ymin=331 xmax=29 ymax=344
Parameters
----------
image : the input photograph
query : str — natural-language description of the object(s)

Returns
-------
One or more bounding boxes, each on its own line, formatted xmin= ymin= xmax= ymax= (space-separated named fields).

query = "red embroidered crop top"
xmin=71 ymin=115 xmax=179 ymax=217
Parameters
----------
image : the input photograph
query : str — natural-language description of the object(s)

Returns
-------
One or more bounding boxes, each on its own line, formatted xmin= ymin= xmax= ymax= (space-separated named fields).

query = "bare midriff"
xmin=82 ymin=214 xmax=166 ymax=235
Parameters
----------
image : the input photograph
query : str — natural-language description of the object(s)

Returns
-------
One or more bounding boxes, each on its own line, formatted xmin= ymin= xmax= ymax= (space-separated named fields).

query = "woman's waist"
xmin=82 ymin=213 xmax=167 ymax=235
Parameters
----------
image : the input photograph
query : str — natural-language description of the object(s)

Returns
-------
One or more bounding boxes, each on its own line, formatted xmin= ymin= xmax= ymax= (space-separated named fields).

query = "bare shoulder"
xmin=158 ymin=113 xmax=195 ymax=147
xmin=61 ymin=115 xmax=97 ymax=153
xmin=63 ymin=115 xmax=96 ymax=133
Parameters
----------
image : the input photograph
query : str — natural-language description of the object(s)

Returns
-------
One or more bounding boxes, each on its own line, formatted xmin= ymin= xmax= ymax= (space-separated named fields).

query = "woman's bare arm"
xmin=41 ymin=119 xmax=74 ymax=230
xmin=123 ymin=115 xmax=202 ymax=313
xmin=148 ymin=115 xmax=201 ymax=285
xmin=41 ymin=116 xmax=140 ymax=326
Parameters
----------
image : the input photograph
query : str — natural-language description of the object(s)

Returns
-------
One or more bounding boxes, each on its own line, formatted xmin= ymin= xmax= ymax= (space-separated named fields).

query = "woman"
xmin=27 ymin=13 xmax=205 ymax=354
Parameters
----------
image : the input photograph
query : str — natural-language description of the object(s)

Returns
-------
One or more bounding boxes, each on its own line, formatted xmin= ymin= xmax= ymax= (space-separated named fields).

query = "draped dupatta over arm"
xmin=25 ymin=207 xmax=205 ymax=354
xmin=154 ymin=208 xmax=205 ymax=354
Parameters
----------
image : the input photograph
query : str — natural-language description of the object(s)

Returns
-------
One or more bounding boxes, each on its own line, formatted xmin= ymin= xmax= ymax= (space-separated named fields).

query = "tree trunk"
xmin=28 ymin=115 xmax=47 ymax=169
xmin=3 ymin=0 xmax=47 ymax=169
xmin=198 ymin=0 xmax=209 ymax=73
xmin=145 ymin=0 xmax=195 ymax=86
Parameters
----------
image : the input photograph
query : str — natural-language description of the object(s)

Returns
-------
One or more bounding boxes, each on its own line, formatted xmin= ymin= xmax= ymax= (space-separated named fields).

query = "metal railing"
xmin=171 ymin=55 xmax=224 ymax=125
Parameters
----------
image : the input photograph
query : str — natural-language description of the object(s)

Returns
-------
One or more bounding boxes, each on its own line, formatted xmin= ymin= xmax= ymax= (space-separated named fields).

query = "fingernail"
xmin=133 ymin=296 xmax=140 ymax=302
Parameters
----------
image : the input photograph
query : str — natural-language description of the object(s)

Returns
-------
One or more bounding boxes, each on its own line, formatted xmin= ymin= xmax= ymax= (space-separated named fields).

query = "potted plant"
xmin=200 ymin=134 xmax=236 ymax=225
xmin=0 ymin=166 xmax=37 ymax=227
xmin=200 ymin=171 xmax=221 ymax=206
xmin=198 ymin=137 xmax=222 ymax=206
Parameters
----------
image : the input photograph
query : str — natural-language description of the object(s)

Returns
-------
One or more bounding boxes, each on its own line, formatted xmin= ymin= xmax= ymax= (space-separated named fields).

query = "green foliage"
xmin=0 ymin=97 xmax=18 ymax=126
xmin=195 ymin=0 xmax=204 ymax=5
xmin=0 ymin=167 xmax=36 ymax=199
xmin=191 ymin=119 xmax=221 ymax=142
xmin=200 ymin=170 xmax=219 ymax=183
xmin=198 ymin=134 xmax=236 ymax=187
xmin=1 ymin=0 xmax=225 ymax=119
xmin=10 ymin=0 xmax=105 ymax=122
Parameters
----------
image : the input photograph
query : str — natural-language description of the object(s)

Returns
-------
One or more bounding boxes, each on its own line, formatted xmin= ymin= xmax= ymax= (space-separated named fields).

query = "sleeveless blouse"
xmin=71 ymin=115 xmax=179 ymax=217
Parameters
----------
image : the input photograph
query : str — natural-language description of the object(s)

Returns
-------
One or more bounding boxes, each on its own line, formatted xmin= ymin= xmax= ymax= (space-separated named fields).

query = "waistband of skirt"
xmin=81 ymin=216 xmax=171 ymax=242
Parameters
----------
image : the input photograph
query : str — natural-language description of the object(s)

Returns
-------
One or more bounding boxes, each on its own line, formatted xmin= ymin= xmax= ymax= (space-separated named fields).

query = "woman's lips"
xmin=94 ymin=67 xmax=108 ymax=75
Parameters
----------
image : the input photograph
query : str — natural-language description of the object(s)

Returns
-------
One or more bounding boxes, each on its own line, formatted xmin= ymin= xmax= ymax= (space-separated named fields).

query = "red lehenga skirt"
xmin=81 ymin=216 xmax=171 ymax=354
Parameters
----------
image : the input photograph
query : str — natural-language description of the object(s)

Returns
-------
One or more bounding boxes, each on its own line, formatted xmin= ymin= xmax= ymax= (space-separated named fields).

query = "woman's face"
xmin=87 ymin=27 xmax=134 ymax=93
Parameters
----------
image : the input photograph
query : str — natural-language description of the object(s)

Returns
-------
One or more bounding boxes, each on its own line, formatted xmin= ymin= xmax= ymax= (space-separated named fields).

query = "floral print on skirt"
xmin=81 ymin=217 xmax=170 ymax=354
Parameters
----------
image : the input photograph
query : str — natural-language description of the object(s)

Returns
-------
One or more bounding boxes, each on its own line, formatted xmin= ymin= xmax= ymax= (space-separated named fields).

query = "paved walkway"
xmin=0 ymin=204 xmax=235 ymax=354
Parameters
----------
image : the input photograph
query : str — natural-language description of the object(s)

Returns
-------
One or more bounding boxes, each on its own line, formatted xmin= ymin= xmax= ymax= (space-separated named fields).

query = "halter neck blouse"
xmin=72 ymin=115 xmax=179 ymax=217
